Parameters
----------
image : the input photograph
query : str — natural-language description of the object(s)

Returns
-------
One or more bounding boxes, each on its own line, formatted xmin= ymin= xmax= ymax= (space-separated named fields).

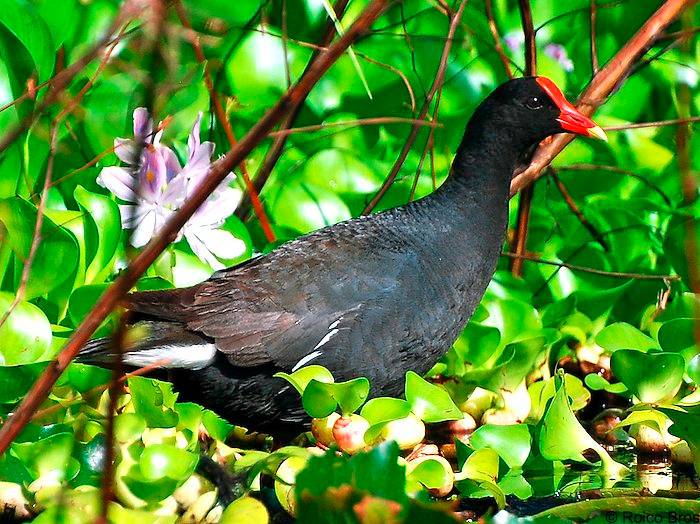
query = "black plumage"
xmin=81 ymin=77 xmax=604 ymax=432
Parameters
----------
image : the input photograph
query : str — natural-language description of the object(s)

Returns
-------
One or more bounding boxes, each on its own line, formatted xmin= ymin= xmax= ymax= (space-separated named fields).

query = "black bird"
xmin=82 ymin=77 xmax=605 ymax=432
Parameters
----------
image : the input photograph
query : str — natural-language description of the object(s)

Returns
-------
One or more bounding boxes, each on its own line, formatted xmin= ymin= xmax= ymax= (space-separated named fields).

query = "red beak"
xmin=536 ymin=77 xmax=607 ymax=141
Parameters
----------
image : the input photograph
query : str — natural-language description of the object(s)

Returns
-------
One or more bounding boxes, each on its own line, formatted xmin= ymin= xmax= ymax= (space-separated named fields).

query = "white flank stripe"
xmin=313 ymin=328 xmax=339 ymax=350
xmin=291 ymin=350 xmax=324 ymax=372
xmin=122 ymin=344 xmax=217 ymax=370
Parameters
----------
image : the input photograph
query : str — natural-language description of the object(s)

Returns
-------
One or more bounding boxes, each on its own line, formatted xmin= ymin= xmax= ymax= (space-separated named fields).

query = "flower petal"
xmin=97 ymin=166 xmax=137 ymax=202
xmin=130 ymin=207 xmax=158 ymax=247
xmin=188 ymin=112 xmax=203 ymax=159
xmin=114 ymin=138 xmax=138 ymax=165
xmin=132 ymin=107 xmax=152 ymax=139
xmin=138 ymin=146 xmax=167 ymax=201
xmin=161 ymin=146 xmax=182 ymax=182
xmin=196 ymin=228 xmax=246 ymax=260
xmin=184 ymin=228 xmax=225 ymax=270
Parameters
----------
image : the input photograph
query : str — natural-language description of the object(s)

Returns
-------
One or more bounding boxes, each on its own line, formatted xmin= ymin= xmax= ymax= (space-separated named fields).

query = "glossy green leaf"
xmin=0 ymin=291 xmax=52 ymax=365
xmin=274 ymin=365 xmax=334 ymax=395
xmin=595 ymin=322 xmax=659 ymax=353
xmin=610 ymin=349 xmax=685 ymax=403
xmin=0 ymin=197 xmax=79 ymax=299
xmin=405 ymin=371 xmax=462 ymax=423
xmin=74 ymin=185 xmax=121 ymax=283
xmin=221 ymin=496 xmax=269 ymax=524
xmin=302 ymin=377 xmax=370 ymax=417
xmin=470 ymin=424 xmax=532 ymax=469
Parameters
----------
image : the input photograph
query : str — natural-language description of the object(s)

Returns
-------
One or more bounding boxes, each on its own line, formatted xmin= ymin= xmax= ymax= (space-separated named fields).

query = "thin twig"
xmin=510 ymin=0 xmax=699 ymax=195
xmin=174 ymin=0 xmax=276 ymax=242
xmin=484 ymin=0 xmax=514 ymax=79
xmin=557 ymin=163 xmax=672 ymax=206
xmin=0 ymin=125 xmax=57 ymax=331
xmin=502 ymin=252 xmax=681 ymax=281
xmin=550 ymin=170 xmax=609 ymax=250
xmin=31 ymin=359 xmax=171 ymax=422
xmin=0 ymin=3 xmax=141 ymax=156
xmin=235 ymin=0 xmax=351 ymax=220
xmin=590 ymin=0 xmax=599 ymax=74
xmin=604 ymin=115 xmax=700 ymax=130
xmin=268 ymin=117 xmax=440 ymax=137
xmin=0 ymin=0 xmax=389 ymax=458
xmin=362 ymin=0 xmax=468 ymax=214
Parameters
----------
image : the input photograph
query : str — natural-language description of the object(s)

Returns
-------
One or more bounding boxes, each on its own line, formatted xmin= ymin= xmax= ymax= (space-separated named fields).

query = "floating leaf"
xmin=470 ymin=424 xmax=532 ymax=469
xmin=405 ymin=371 xmax=462 ymax=423
xmin=610 ymin=349 xmax=684 ymax=403
xmin=274 ymin=365 xmax=334 ymax=395
xmin=0 ymin=291 xmax=52 ymax=365
xmin=221 ymin=496 xmax=269 ymax=524
xmin=302 ymin=377 xmax=370 ymax=417
xmin=595 ymin=322 xmax=659 ymax=353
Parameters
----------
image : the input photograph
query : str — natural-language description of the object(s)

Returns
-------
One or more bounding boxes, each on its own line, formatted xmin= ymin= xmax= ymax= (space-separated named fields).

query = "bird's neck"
xmin=431 ymin=119 xmax=525 ymax=210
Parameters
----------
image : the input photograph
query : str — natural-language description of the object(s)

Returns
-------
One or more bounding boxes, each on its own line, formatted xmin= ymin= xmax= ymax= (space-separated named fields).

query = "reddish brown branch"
xmin=362 ymin=0 xmax=468 ymax=215
xmin=510 ymin=0 xmax=698 ymax=196
xmin=235 ymin=0 xmax=351 ymax=220
xmin=0 ymin=0 xmax=389 ymax=457
xmin=590 ymin=0 xmax=600 ymax=74
xmin=174 ymin=0 xmax=276 ymax=243
xmin=510 ymin=0 xmax=537 ymax=277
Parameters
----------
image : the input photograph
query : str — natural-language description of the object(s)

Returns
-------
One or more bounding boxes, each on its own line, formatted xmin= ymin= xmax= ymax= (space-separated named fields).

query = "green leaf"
xmin=539 ymin=373 xmax=628 ymax=478
xmin=658 ymin=318 xmax=697 ymax=353
xmin=455 ymin=448 xmax=506 ymax=508
xmin=295 ymin=441 xmax=407 ymax=506
xmin=127 ymin=376 xmax=179 ymax=428
xmin=0 ymin=291 xmax=52 ymax=365
xmin=274 ymin=365 xmax=334 ymax=396
xmin=221 ymin=496 xmax=269 ymax=524
xmin=610 ymin=349 xmax=685 ymax=403
xmin=406 ymin=456 xmax=452 ymax=491
xmin=202 ymin=409 xmax=234 ymax=442
xmin=360 ymin=397 xmax=413 ymax=441
xmin=584 ymin=373 xmax=628 ymax=395
xmin=302 ymin=377 xmax=370 ymax=417
xmin=74 ymin=185 xmax=121 ymax=283
xmin=0 ymin=0 xmax=54 ymax=82
xmin=659 ymin=404 xmax=700 ymax=475
xmin=470 ymin=424 xmax=532 ymax=469
xmin=595 ymin=322 xmax=659 ymax=353
xmin=0 ymin=362 xmax=44 ymax=403
xmin=139 ymin=444 xmax=198 ymax=481
xmin=405 ymin=371 xmax=462 ymax=423
xmin=12 ymin=432 xmax=79 ymax=481
xmin=0 ymin=196 xmax=80 ymax=299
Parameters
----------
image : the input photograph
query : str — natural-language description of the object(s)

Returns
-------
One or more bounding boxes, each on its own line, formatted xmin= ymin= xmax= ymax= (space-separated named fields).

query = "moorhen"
xmin=82 ymin=77 xmax=606 ymax=431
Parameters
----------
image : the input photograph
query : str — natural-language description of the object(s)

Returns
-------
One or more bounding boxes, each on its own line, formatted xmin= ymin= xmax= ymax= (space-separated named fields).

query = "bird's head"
xmin=475 ymin=76 xmax=607 ymax=146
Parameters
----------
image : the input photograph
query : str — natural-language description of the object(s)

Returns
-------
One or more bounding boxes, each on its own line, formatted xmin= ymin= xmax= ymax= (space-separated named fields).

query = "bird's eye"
xmin=525 ymin=96 xmax=543 ymax=110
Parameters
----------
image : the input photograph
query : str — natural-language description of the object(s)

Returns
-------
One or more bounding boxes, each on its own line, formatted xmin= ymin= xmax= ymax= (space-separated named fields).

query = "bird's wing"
xmin=127 ymin=222 xmax=415 ymax=371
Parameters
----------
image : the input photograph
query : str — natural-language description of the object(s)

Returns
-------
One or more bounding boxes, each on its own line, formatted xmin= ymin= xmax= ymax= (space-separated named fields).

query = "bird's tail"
xmin=78 ymin=321 xmax=217 ymax=371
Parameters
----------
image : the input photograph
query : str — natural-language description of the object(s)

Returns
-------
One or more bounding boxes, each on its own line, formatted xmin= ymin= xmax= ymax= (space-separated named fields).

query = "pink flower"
xmin=97 ymin=109 xmax=244 ymax=269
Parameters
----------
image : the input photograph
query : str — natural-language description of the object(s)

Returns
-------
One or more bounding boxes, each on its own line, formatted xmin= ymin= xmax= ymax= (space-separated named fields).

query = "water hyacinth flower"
xmin=544 ymin=44 xmax=574 ymax=72
xmin=97 ymin=108 xmax=244 ymax=269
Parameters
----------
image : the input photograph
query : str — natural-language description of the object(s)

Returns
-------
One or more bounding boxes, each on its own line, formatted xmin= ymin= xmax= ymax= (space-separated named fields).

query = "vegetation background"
xmin=0 ymin=0 xmax=698 ymax=522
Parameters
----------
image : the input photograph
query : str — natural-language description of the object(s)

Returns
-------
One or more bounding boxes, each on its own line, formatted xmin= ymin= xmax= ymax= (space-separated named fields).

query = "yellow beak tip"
xmin=588 ymin=125 xmax=608 ymax=142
